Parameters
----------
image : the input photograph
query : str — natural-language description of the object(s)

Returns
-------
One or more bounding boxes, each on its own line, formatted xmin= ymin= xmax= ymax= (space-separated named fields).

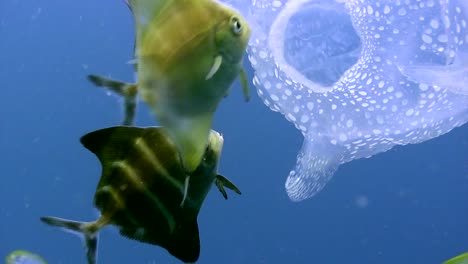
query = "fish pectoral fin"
xmin=215 ymin=174 xmax=241 ymax=200
xmin=205 ymin=55 xmax=223 ymax=80
xmin=87 ymin=74 xmax=138 ymax=126
xmin=40 ymin=216 xmax=101 ymax=264
xmin=239 ymin=67 xmax=250 ymax=102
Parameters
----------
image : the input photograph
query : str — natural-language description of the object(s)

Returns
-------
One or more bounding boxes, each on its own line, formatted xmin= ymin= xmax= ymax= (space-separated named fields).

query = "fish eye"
xmin=231 ymin=17 xmax=242 ymax=35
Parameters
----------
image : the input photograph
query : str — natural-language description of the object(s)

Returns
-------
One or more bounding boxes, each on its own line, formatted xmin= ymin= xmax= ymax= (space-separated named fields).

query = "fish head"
xmin=204 ymin=129 xmax=224 ymax=167
xmin=214 ymin=5 xmax=251 ymax=64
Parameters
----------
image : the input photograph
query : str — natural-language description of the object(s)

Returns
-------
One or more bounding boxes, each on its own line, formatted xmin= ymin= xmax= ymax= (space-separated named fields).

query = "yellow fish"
xmin=88 ymin=0 xmax=251 ymax=173
xmin=6 ymin=250 xmax=47 ymax=264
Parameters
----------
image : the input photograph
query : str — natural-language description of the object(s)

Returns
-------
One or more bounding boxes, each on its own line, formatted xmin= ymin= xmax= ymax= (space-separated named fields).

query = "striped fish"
xmin=40 ymin=126 xmax=240 ymax=264
xmin=88 ymin=0 xmax=251 ymax=174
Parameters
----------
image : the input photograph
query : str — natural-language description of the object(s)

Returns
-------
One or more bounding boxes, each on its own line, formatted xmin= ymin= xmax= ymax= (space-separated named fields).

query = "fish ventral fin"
xmin=215 ymin=174 xmax=241 ymax=200
xmin=205 ymin=55 xmax=223 ymax=80
xmin=180 ymin=175 xmax=190 ymax=207
xmin=239 ymin=67 xmax=250 ymax=102
xmin=40 ymin=216 xmax=100 ymax=264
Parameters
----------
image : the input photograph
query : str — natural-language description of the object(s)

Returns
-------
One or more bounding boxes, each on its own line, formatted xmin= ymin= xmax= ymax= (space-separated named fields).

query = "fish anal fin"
xmin=167 ymin=220 xmax=200 ymax=263
xmin=166 ymin=113 xmax=214 ymax=173
xmin=215 ymin=175 xmax=241 ymax=200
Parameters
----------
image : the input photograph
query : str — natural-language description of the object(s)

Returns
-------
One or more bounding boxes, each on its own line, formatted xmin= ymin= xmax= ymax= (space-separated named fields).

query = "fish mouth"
xmin=208 ymin=130 xmax=224 ymax=154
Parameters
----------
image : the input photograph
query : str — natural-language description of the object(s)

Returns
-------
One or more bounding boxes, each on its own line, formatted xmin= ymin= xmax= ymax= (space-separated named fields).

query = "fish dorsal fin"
xmin=128 ymin=0 xmax=171 ymax=57
xmin=80 ymin=126 xmax=146 ymax=162
xmin=133 ymin=0 xmax=221 ymax=67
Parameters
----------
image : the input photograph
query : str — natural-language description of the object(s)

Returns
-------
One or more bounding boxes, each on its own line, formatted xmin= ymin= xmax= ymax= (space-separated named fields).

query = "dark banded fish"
xmin=40 ymin=126 xmax=240 ymax=264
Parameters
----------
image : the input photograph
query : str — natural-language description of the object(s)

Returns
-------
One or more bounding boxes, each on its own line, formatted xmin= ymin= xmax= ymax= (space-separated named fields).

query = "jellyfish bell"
xmin=225 ymin=0 xmax=468 ymax=201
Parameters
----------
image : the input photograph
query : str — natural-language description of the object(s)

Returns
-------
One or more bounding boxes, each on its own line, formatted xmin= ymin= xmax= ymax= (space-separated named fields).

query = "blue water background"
xmin=1 ymin=0 xmax=467 ymax=263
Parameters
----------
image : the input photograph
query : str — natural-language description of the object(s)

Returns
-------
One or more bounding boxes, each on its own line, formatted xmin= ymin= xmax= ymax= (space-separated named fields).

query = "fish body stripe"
xmin=111 ymin=160 xmax=176 ymax=232
xmin=134 ymin=136 xmax=184 ymax=192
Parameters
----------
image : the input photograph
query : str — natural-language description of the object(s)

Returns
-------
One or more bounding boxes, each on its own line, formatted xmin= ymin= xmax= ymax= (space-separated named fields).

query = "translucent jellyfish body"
xmin=227 ymin=0 xmax=468 ymax=201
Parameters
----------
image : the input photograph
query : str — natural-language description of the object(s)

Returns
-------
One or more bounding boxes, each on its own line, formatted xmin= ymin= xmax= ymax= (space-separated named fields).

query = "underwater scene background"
xmin=1 ymin=0 xmax=467 ymax=263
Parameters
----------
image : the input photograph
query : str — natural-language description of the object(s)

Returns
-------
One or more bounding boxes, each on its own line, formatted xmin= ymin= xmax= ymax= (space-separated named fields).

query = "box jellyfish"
xmin=225 ymin=0 xmax=468 ymax=201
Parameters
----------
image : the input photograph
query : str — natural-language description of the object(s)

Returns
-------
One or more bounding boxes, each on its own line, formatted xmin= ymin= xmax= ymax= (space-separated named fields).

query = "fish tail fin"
xmin=87 ymin=74 xmax=138 ymax=126
xmin=40 ymin=216 xmax=100 ymax=264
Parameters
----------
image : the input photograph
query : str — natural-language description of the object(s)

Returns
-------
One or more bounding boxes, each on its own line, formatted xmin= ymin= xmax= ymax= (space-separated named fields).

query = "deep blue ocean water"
xmin=1 ymin=0 xmax=467 ymax=263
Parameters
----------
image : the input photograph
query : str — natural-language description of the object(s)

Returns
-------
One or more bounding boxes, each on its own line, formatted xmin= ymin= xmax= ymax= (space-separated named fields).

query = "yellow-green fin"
xmin=239 ymin=67 xmax=250 ymax=102
xmin=443 ymin=252 xmax=468 ymax=264
xmin=166 ymin=113 xmax=214 ymax=173
xmin=129 ymin=0 xmax=170 ymax=56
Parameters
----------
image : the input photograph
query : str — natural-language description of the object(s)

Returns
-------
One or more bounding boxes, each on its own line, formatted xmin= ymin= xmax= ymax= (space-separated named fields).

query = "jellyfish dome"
xmin=225 ymin=0 xmax=468 ymax=201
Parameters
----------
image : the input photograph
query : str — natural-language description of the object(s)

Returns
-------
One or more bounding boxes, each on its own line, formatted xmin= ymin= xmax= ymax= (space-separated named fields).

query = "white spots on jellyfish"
xmin=398 ymin=8 xmax=407 ymax=16
xmin=405 ymin=108 xmax=414 ymax=116
xmin=259 ymin=50 xmax=268 ymax=59
xmin=378 ymin=81 xmax=385 ymax=88
xmin=272 ymin=0 xmax=282 ymax=8
xmin=332 ymin=104 xmax=337 ymax=110
xmin=395 ymin=91 xmax=403 ymax=98
xmin=430 ymin=19 xmax=439 ymax=29
xmin=300 ymin=115 xmax=309 ymax=123
xmin=270 ymin=94 xmax=279 ymax=101
xmin=307 ymin=102 xmax=314 ymax=110
xmin=419 ymin=83 xmax=429 ymax=91
xmin=383 ymin=5 xmax=391 ymax=14
xmin=339 ymin=133 xmax=348 ymax=142
xmin=346 ymin=119 xmax=353 ymax=128
xmin=286 ymin=113 xmax=296 ymax=122
xmin=373 ymin=129 xmax=382 ymax=135
xmin=422 ymin=34 xmax=432 ymax=44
